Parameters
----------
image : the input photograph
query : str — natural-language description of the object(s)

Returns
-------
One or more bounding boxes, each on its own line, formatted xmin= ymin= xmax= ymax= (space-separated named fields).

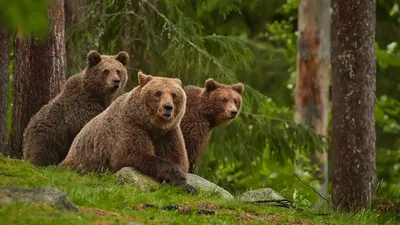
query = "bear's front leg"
xmin=110 ymin=140 xmax=196 ymax=194
xmin=155 ymin=127 xmax=190 ymax=173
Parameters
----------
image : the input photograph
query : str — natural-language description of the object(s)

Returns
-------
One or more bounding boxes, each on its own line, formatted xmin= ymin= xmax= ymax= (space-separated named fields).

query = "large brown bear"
xmin=181 ymin=78 xmax=244 ymax=173
xmin=23 ymin=50 xmax=129 ymax=166
xmin=60 ymin=72 xmax=196 ymax=193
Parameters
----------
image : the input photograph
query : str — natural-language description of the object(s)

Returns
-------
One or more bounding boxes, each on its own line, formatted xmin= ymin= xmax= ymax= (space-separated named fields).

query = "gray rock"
xmin=237 ymin=188 xmax=284 ymax=202
xmin=115 ymin=167 xmax=234 ymax=199
xmin=186 ymin=173 xmax=234 ymax=200
xmin=116 ymin=167 xmax=159 ymax=191
xmin=126 ymin=222 xmax=143 ymax=225
xmin=0 ymin=185 xmax=77 ymax=211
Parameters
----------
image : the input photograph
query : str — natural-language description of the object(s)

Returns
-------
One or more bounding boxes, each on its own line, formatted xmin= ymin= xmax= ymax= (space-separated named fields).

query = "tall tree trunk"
xmin=65 ymin=0 xmax=85 ymax=75
xmin=0 ymin=26 xmax=9 ymax=155
xmin=123 ymin=0 xmax=151 ymax=90
xmin=8 ymin=0 xmax=66 ymax=158
xmin=331 ymin=0 xmax=376 ymax=212
xmin=295 ymin=0 xmax=331 ymax=199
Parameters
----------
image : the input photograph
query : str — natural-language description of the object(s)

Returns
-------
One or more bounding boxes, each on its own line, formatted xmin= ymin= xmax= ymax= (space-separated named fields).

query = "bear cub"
xmin=23 ymin=50 xmax=129 ymax=166
xmin=60 ymin=72 xmax=196 ymax=194
xmin=181 ymin=78 xmax=244 ymax=173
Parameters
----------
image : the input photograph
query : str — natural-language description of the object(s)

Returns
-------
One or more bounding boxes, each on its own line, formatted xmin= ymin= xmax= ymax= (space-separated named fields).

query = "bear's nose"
xmin=164 ymin=104 xmax=173 ymax=112
xmin=230 ymin=110 xmax=238 ymax=117
xmin=112 ymin=79 xmax=121 ymax=85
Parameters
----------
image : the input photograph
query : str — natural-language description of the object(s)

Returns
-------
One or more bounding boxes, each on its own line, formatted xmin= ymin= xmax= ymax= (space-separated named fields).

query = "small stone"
xmin=0 ymin=185 xmax=77 ymax=211
xmin=237 ymin=188 xmax=284 ymax=202
xmin=186 ymin=173 xmax=234 ymax=200
xmin=126 ymin=222 xmax=143 ymax=225
xmin=115 ymin=167 xmax=233 ymax=200
xmin=115 ymin=167 xmax=159 ymax=191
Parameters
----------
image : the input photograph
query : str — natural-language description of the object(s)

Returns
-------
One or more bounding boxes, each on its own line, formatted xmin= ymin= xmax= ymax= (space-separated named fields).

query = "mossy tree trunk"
xmin=295 ymin=0 xmax=331 ymax=199
xmin=8 ymin=0 xmax=67 ymax=158
xmin=0 ymin=26 xmax=10 ymax=155
xmin=331 ymin=0 xmax=376 ymax=212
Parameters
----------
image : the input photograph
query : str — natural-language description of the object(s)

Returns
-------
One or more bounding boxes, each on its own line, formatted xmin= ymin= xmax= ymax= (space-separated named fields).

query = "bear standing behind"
xmin=23 ymin=50 xmax=129 ymax=166
xmin=181 ymin=78 xmax=244 ymax=173
xmin=60 ymin=72 xmax=195 ymax=193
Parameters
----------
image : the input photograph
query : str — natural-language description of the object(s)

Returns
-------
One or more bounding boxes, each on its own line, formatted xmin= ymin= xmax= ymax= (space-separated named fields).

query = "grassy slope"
xmin=0 ymin=157 xmax=397 ymax=225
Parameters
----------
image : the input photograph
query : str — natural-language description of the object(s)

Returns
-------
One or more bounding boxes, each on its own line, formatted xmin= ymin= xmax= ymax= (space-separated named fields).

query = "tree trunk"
xmin=65 ymin=0 xmax=85 ymax=75
xmin=331 ymin=0 xmax=376 ymax=212
xmin=0 ymin=26 xmax=10 ymax=155
xmin=65 ymin=0 xmax=86 ymax=28
xmin=123 ymin=0 xmax=149 ymax=90
xmin=8 ymin=0 xmax=66 ymax=158
xmin=294 ymin=0 xmax=331 ymax=199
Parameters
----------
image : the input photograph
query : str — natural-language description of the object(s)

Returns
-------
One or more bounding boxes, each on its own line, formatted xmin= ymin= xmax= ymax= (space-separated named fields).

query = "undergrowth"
xmin=0 ymin=157 xmax=397 ymax=225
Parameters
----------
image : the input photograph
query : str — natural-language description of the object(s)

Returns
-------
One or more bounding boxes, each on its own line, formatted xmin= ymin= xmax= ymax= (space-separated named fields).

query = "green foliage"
xmin=0 ymin=0 xmax=49 ymax=36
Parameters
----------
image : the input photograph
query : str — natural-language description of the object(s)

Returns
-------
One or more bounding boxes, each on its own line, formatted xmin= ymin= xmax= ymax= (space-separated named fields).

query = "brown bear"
xmin=180 ymin=78 xmax=244 ymax=173
xmin=23 ymin=50 xmax=129 ymax=166
xmin=60 ymin=71 xmax=196 ymax=193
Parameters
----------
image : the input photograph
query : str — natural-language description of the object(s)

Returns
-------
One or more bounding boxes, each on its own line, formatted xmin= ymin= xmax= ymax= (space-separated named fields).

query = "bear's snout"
xmin=230 ymin=109 xmax=238 ymax=118
xmin=162 ymin=103 xmax=174 ymax=119
xmin=112 ymin=78 xmax=121 ymax=87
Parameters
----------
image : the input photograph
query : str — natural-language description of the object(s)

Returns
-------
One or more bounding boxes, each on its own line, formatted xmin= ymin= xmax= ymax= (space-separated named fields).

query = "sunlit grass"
xmin=0 ymin=157 xmax=397 ymax=225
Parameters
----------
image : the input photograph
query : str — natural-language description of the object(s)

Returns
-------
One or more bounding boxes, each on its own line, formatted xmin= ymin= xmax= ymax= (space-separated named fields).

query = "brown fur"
xmin=60 ymin=72 xmax=196 ymax=194
xmin=23 ymin=50 xmax=129 ymax=166
xmin=181 ymin=78 xmax=244 ymax=173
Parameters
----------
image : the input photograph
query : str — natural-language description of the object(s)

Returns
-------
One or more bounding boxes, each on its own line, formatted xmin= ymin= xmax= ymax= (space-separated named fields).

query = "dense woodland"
xmin=0 ymin=0 xmax=399 ymax=214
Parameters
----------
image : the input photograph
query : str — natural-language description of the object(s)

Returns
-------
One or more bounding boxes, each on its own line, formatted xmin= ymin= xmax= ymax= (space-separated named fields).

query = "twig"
xmin=245 ymin=199 xmax=296 ymax=209
xmin=294 ymin=173 xmax=327 ymax=201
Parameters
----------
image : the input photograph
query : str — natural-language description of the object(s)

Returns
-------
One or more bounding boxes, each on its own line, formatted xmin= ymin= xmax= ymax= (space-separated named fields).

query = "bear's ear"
xmin=87 ymin=50 xmax=102 ymax=68
xmin=205 ymin=78 xmax=219 ymax=92
xmin=138 ymin=71 xmax=152 ymax=87
xmin=232 ymin=83 xmax=244 ymax=95
xmin=115 ymin=51 xmax=129 ymax=66
xmin=173 ymin=78 xmax=182 ymax=86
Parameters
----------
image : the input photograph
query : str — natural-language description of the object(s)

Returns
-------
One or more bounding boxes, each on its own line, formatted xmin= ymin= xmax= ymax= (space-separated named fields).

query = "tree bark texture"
xmin=8 ymin=0 xmax=66 ymax=158
xmin=295 ymin=0 xmax=331 ymax=198
xmin=123 ymin=0 xmax=145 ymax=91
xmin=0 ymin=26 xmax=9 ymax=155
xmin=331 ymin=0 xmax=376 ymax=212
xmin=65 ymin=0 xmax=85 ymax=75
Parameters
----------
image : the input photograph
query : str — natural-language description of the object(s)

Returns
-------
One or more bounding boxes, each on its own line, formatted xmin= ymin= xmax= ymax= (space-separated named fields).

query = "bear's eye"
xmin=116 ymin=70 xmax=121 ymax=75
xmin=155 ymin=91 xmax=162 ymax=97
xmin=234 ymin=99 xmax=238 ymax=105
xmin=171 ymin=93 xmax=177 ymax=99
xmin=222 ymin=98 xmax=228 ymax=103
xmin=103 ymin=69 xmax=110 ymax=75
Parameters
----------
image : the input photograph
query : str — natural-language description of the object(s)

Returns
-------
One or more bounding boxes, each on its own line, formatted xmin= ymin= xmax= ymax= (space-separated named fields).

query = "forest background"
xmin=0 ymin=0 xmax=399 ymax=209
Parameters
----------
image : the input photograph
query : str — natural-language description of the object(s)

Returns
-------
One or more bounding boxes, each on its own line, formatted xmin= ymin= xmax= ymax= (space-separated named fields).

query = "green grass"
xmin=0 ymin=157 xmax=398 ymax=225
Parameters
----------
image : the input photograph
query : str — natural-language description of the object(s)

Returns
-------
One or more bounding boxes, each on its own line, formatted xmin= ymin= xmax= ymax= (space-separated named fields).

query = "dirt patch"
xmin=90 ymin=222 xmax=108 ymax=225
xmin=78 ymin=206 xmax=135 ymax=220
xmin=226 ymin=210 xmax=275 ymax=223
xmin=181 ymin=202 xmax=219 ymax=211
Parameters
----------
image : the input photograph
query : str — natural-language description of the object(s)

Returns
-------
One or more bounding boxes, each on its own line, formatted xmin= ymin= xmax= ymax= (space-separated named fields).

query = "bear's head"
xmin=138 ymin=71 xmax=186 ymax=130
xmin=203 ymin=78 xmax=244 ymax=127
xmin=84 ymin=50 xmax=129 ymax=96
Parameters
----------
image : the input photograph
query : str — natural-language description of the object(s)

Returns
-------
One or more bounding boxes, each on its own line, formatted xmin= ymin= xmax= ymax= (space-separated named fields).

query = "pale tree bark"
xmin=331 ymin=0 xmax=376 ymax=212
xmin=8 ymin=0 xmax=66 ymax=158
xmin=0 ymin=26 xmax=9 ymax=155
xmin=294 ymin=0 xmax=331 ymax=199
